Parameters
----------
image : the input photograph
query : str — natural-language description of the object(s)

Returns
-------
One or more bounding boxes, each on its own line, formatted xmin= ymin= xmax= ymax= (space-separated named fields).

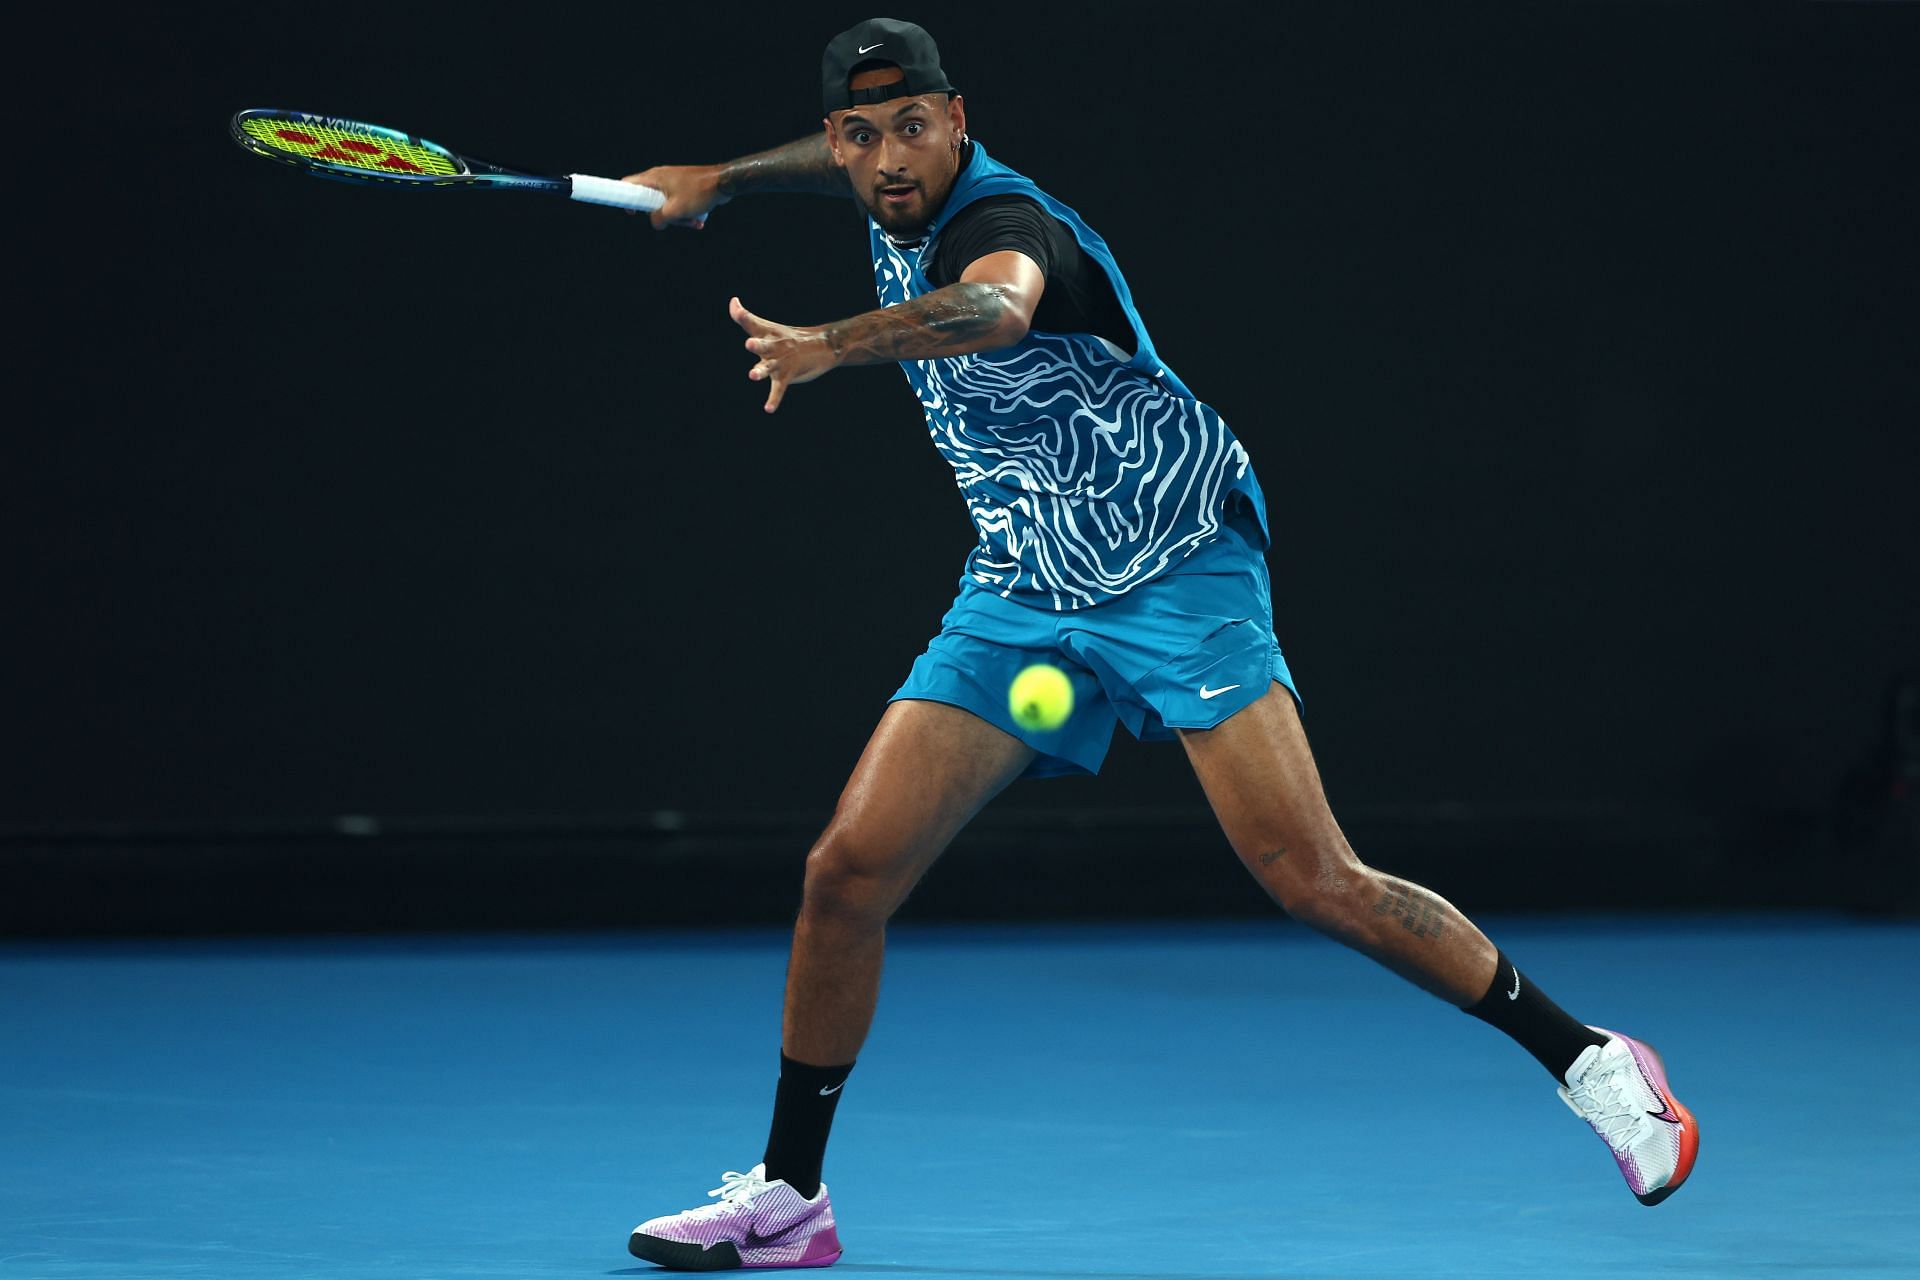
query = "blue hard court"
xmin=2 ymin=915 xmax=1916 ymax=1278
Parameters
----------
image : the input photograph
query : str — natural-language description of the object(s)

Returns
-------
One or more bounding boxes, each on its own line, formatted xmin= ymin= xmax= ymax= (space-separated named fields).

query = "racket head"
xmin=231 ymin=109 xmax=470 ymax=186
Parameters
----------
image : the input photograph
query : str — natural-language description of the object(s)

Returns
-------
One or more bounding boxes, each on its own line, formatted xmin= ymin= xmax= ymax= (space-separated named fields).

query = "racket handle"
xmin=568 ymin=174 xmax=666 ymax=212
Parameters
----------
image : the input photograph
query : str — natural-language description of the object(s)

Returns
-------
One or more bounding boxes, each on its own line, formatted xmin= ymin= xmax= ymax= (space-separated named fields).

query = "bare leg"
xmin=783 ymin=699 xmax=1035 ymax=1064
xmin=1179 ymin=682 xmax=1497 ymax=1004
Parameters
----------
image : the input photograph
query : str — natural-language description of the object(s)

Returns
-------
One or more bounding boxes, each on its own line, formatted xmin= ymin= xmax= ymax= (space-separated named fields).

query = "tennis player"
xmin=621 ymin=20 xmax=1697 ymax=1270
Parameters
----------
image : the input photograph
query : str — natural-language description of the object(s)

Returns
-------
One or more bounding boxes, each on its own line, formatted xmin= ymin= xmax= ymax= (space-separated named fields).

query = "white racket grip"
xmin=568 ymin=173 xmax=666 ymax=212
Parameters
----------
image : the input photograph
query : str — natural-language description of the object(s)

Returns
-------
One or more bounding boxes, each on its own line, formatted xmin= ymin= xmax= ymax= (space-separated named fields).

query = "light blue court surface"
xmin=3 ymin=915 xmax=1917 ymax=1279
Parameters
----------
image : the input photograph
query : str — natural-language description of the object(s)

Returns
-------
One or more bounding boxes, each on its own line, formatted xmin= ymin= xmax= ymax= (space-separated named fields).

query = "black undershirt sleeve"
xmin=926 ymin=195 xmax=1135 ymax=355
xmin=931 ymin=195 xmax=1060 ymax=287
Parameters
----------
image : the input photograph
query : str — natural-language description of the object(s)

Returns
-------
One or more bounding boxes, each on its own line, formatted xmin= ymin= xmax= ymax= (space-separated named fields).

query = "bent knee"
xmin=801 ymin=828 xmax=922 ymax=923
xmin=1257 ymin=842 xmax=1376 ymax=931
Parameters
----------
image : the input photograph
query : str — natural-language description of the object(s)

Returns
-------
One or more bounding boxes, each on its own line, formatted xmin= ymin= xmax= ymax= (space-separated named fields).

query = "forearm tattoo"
xmin=824 ymin=284 xmax=1014 ymax=364
xmin=1257 ymin=846 xmax=1288 ymax=867
xmin=1373 ymin=882 xmax=1449 ymax=940
xmin=718 ymin=134 xmax=845 ymax=197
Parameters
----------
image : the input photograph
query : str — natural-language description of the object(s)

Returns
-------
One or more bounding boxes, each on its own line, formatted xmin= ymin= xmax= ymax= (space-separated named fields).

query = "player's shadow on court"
xmin=612 ymin=1268 xmax=1363 ymax=1279
xmin=839 ymin=1269 xmax=1364 ymax=1280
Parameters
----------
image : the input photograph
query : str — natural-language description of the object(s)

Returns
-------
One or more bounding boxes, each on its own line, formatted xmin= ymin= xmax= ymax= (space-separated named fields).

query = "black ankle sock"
xmin=1463 ymin=951 xmax=1608 ymax=1081
xmin=761 ymin=1051 xmax=853 ymax=1199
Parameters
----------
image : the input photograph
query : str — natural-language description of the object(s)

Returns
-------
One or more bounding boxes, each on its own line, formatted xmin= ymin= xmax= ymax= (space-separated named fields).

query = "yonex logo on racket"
xmin=298 ymin=114 xmax=383 ymax=133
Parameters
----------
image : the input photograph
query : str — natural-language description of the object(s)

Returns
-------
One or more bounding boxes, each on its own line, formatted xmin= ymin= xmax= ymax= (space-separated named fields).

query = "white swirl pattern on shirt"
xmin=877 ymin=238 xmax=1252 ymax=609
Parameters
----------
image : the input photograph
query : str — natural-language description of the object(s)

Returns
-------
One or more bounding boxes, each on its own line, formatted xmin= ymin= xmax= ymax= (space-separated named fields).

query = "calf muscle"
xmin=1180 ymin=684 xmax=1498 ymax=1006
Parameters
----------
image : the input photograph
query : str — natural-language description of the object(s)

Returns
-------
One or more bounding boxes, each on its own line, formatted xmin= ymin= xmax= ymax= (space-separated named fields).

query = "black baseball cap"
xmin=821 ymin=18 xmax=956 ymax=116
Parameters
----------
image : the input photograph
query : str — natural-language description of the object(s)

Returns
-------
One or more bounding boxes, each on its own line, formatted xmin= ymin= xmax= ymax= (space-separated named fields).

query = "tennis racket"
xmin=230 ymin=108 xmax=665 ymax=213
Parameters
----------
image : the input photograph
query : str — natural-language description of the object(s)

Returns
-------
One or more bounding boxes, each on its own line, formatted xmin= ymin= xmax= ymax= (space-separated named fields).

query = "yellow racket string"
xmin=239 ymin=117 xmax=459 ymax=177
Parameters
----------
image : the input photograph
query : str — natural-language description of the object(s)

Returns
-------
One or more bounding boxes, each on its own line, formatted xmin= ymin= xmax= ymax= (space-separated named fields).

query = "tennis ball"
xmin=1009 ymin=663 xmax=1074 ymax=732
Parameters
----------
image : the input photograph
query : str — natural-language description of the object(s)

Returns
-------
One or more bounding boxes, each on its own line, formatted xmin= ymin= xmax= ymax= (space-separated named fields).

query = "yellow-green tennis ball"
xmin=1009 ymin=663 xmax=1074 ymax=731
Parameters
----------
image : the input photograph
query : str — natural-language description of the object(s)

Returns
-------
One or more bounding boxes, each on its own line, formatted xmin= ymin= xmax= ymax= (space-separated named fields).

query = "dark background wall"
xmin=6 ymin=3 xmax=1916 ymax=930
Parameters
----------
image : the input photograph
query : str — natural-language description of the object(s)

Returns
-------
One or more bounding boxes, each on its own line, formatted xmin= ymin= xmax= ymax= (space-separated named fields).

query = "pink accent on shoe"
xmin=1612 ymin=1032 xmax=1682 ymax=1124
xmin=745 ymin=1224 xmax=841 ymax=1269
xmin=630 ymin=1166 xmax=844 ymax=1268
xmin=1589 ymin=1025 xmax=1699 ymax=1206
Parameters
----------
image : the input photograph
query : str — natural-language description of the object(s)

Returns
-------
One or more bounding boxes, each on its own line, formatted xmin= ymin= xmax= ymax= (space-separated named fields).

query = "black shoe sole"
xmin=629 ymin=1232 xmax=743 ymax=1270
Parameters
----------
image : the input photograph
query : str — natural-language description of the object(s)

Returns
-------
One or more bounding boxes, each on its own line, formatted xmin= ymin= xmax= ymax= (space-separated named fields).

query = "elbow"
xmin=980 ymin=284 xmax=1033 ymax=349
xmin=942 ymin=282 xmax=1033 ymax=354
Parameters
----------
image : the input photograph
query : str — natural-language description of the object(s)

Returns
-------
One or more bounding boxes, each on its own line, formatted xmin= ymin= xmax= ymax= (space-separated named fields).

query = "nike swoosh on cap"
xmin=858 ymin=42 xmax=884 ymax=54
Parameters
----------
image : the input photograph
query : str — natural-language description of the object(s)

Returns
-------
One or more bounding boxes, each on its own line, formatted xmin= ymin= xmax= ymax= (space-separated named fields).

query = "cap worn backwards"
xmin=821 ymin=18 xmax=956 ymax=115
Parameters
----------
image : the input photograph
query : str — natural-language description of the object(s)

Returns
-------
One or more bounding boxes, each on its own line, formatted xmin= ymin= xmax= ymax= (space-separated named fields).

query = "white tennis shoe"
xmin=629 ymin=1164 xmax=842 ymax=1270
xmin=1559 ymin=1028 xmax=1699 ymax=1205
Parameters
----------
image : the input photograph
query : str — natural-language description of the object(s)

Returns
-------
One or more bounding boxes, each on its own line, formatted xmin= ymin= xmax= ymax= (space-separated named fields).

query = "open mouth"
xmin=879 ymin=184 xmax=918 ymax=206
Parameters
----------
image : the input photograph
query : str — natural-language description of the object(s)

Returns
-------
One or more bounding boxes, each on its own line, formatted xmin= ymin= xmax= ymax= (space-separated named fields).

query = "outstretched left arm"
xmin=731 ymin=251 xmax=1045 ymax=413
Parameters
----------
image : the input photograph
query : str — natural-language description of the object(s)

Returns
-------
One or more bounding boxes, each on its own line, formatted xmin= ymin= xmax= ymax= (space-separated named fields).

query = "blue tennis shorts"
xmin=890 ymin=522 xmax=1299 ymax=779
